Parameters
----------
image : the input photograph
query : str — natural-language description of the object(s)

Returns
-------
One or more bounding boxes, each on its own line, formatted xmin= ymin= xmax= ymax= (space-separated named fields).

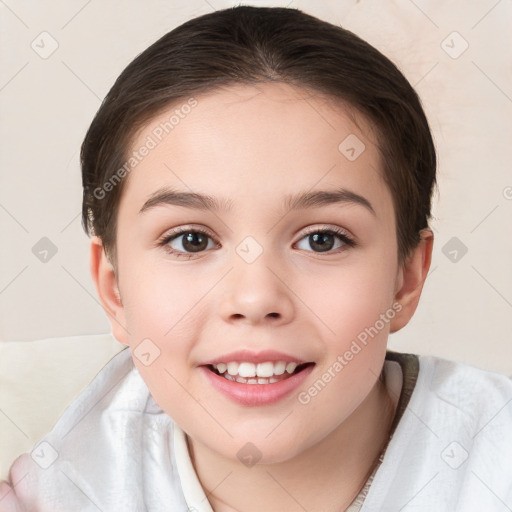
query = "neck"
xmin=188 ymin=372 xmax=398 ymax=512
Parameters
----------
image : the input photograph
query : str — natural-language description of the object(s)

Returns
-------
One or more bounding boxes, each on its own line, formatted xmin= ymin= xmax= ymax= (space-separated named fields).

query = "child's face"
xmin=104 ymin=82 xmax=408 ymax=463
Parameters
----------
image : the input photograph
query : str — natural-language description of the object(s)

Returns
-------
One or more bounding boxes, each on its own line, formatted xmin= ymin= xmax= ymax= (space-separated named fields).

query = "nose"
xmin=218 ymin=254 xmax=295 ymax=326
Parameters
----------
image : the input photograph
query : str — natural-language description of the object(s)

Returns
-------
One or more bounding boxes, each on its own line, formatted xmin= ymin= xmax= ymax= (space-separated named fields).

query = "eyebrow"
xmin=139 ymin=187 xmax=375 ymax=216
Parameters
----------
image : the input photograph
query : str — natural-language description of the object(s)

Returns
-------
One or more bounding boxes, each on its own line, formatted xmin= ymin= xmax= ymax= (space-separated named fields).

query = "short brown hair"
xmin=81 ymin=6 xmax=436 ymax=267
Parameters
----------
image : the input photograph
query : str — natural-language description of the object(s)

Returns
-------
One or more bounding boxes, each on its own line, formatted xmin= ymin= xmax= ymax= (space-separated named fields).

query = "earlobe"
xmin=390 ymin=229 xmax=434 ymax=333
xmin=89 ymin=237 xmax=130 ymax=345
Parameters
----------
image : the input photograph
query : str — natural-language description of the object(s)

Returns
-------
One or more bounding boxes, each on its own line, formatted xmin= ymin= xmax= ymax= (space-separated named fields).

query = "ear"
xmin=89 ymin=236 xmax=130 ymax=345
xmin=390 ymin=228 xmax=434 ymax=333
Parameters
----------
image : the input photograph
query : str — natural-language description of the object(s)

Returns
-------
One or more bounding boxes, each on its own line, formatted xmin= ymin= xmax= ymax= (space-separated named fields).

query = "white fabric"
xmin=361 ymin=356 xmax=512 ymax=511
xmin=0 ymin=334 xmax=125 ymax=480
xmin=0 ymin=348 xmax=511 ymax=511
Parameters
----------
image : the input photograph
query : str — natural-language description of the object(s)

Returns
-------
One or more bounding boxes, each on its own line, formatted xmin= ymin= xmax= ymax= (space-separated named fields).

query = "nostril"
xmin=267 ymin=312 xmax=279 ymax=318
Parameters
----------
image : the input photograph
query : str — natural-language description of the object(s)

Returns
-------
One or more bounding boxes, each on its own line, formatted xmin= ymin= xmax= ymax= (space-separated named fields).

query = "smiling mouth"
xmin=206 ymin=361 xmax=315 ymax=384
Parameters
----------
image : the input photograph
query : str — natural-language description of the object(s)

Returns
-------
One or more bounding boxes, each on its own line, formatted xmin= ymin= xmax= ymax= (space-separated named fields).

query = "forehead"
xmin=119 ymin=82 xmax=391 ymax=220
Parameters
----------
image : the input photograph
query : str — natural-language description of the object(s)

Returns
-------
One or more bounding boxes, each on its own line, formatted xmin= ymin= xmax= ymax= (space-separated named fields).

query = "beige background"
xmin=0 ymin=0 xmax=511 ymax=369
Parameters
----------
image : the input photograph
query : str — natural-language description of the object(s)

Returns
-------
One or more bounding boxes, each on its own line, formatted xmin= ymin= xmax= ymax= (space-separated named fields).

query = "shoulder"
xmin=0 ymin=348 xmax=186 ymax=511
xmin=416 ymin=354 xmax=512 ymax=423
xmin=362 ymin=352 xmax=512 ymax=511
xmin=411 ymin=353 xmax=512 ymax=460
xmin=409 ymin=356 xmax=512 ymax=502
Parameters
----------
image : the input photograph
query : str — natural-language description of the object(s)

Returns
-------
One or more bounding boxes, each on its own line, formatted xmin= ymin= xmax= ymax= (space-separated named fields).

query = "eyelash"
xmin=157 ymin=225 xmax=356 ymax=259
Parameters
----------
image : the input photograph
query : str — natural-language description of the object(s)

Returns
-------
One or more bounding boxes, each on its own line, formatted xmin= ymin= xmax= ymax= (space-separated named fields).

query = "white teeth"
xmin=256 ymin=362 xmax=274 ymax=378
xmin=227 ymin=362 xmax=239 ymax=376
xmin=238 ymin=362 xmax=256 ymax=378
xmin=286 ymin=362 xmax=297 ymax=374
xmin=273 ymin=361 xmax=286 ymax=375
xmin=213 ymin=360 xmax=305 ymax=382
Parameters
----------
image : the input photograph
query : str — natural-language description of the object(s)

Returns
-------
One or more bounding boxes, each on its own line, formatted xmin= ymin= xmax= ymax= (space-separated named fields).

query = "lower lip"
xmin=200 ymin=365 xmax=315 ymax=406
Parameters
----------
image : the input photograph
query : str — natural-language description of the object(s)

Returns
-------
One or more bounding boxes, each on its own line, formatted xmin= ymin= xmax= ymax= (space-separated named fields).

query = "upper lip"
xmin=200 ymin=349 xmax=309 ymax=366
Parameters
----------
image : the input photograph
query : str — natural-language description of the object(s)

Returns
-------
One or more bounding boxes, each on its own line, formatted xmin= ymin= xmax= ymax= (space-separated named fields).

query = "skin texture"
xmin=90 ymin=82 xmax=433 ymax=511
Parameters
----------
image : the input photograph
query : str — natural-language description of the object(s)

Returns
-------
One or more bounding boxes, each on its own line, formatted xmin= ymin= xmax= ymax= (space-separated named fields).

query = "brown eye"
xmin=164 ymin=229 xmax=217 ymax=255
xmin=295 ymin=228 xmax=355 ymax=254
xmin=181 ymin=232 xmax=209 ymax=252
xmin=308 ymin=233 xmax=336 ymax=252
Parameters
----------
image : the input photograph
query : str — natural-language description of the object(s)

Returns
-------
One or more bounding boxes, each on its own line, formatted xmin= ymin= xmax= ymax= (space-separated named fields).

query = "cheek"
xmin=296 ymin=254 xmax=396 ymax=425
xmin=119 ymin=255 xmax=212 ymax=340
xmin=304 ymin=258 xmax=397 ymax=347
xmin=121 ymin=265 xmax=205 ymax=419
xmin=131 ymin=354 xmax=205 ymax=432
xmin=118 ymin=258 xmax=217 ymax=402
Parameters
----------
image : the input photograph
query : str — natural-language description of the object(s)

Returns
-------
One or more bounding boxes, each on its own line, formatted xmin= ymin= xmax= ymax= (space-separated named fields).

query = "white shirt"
xmin=1 ymin=347 xmax=511 ymax=511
